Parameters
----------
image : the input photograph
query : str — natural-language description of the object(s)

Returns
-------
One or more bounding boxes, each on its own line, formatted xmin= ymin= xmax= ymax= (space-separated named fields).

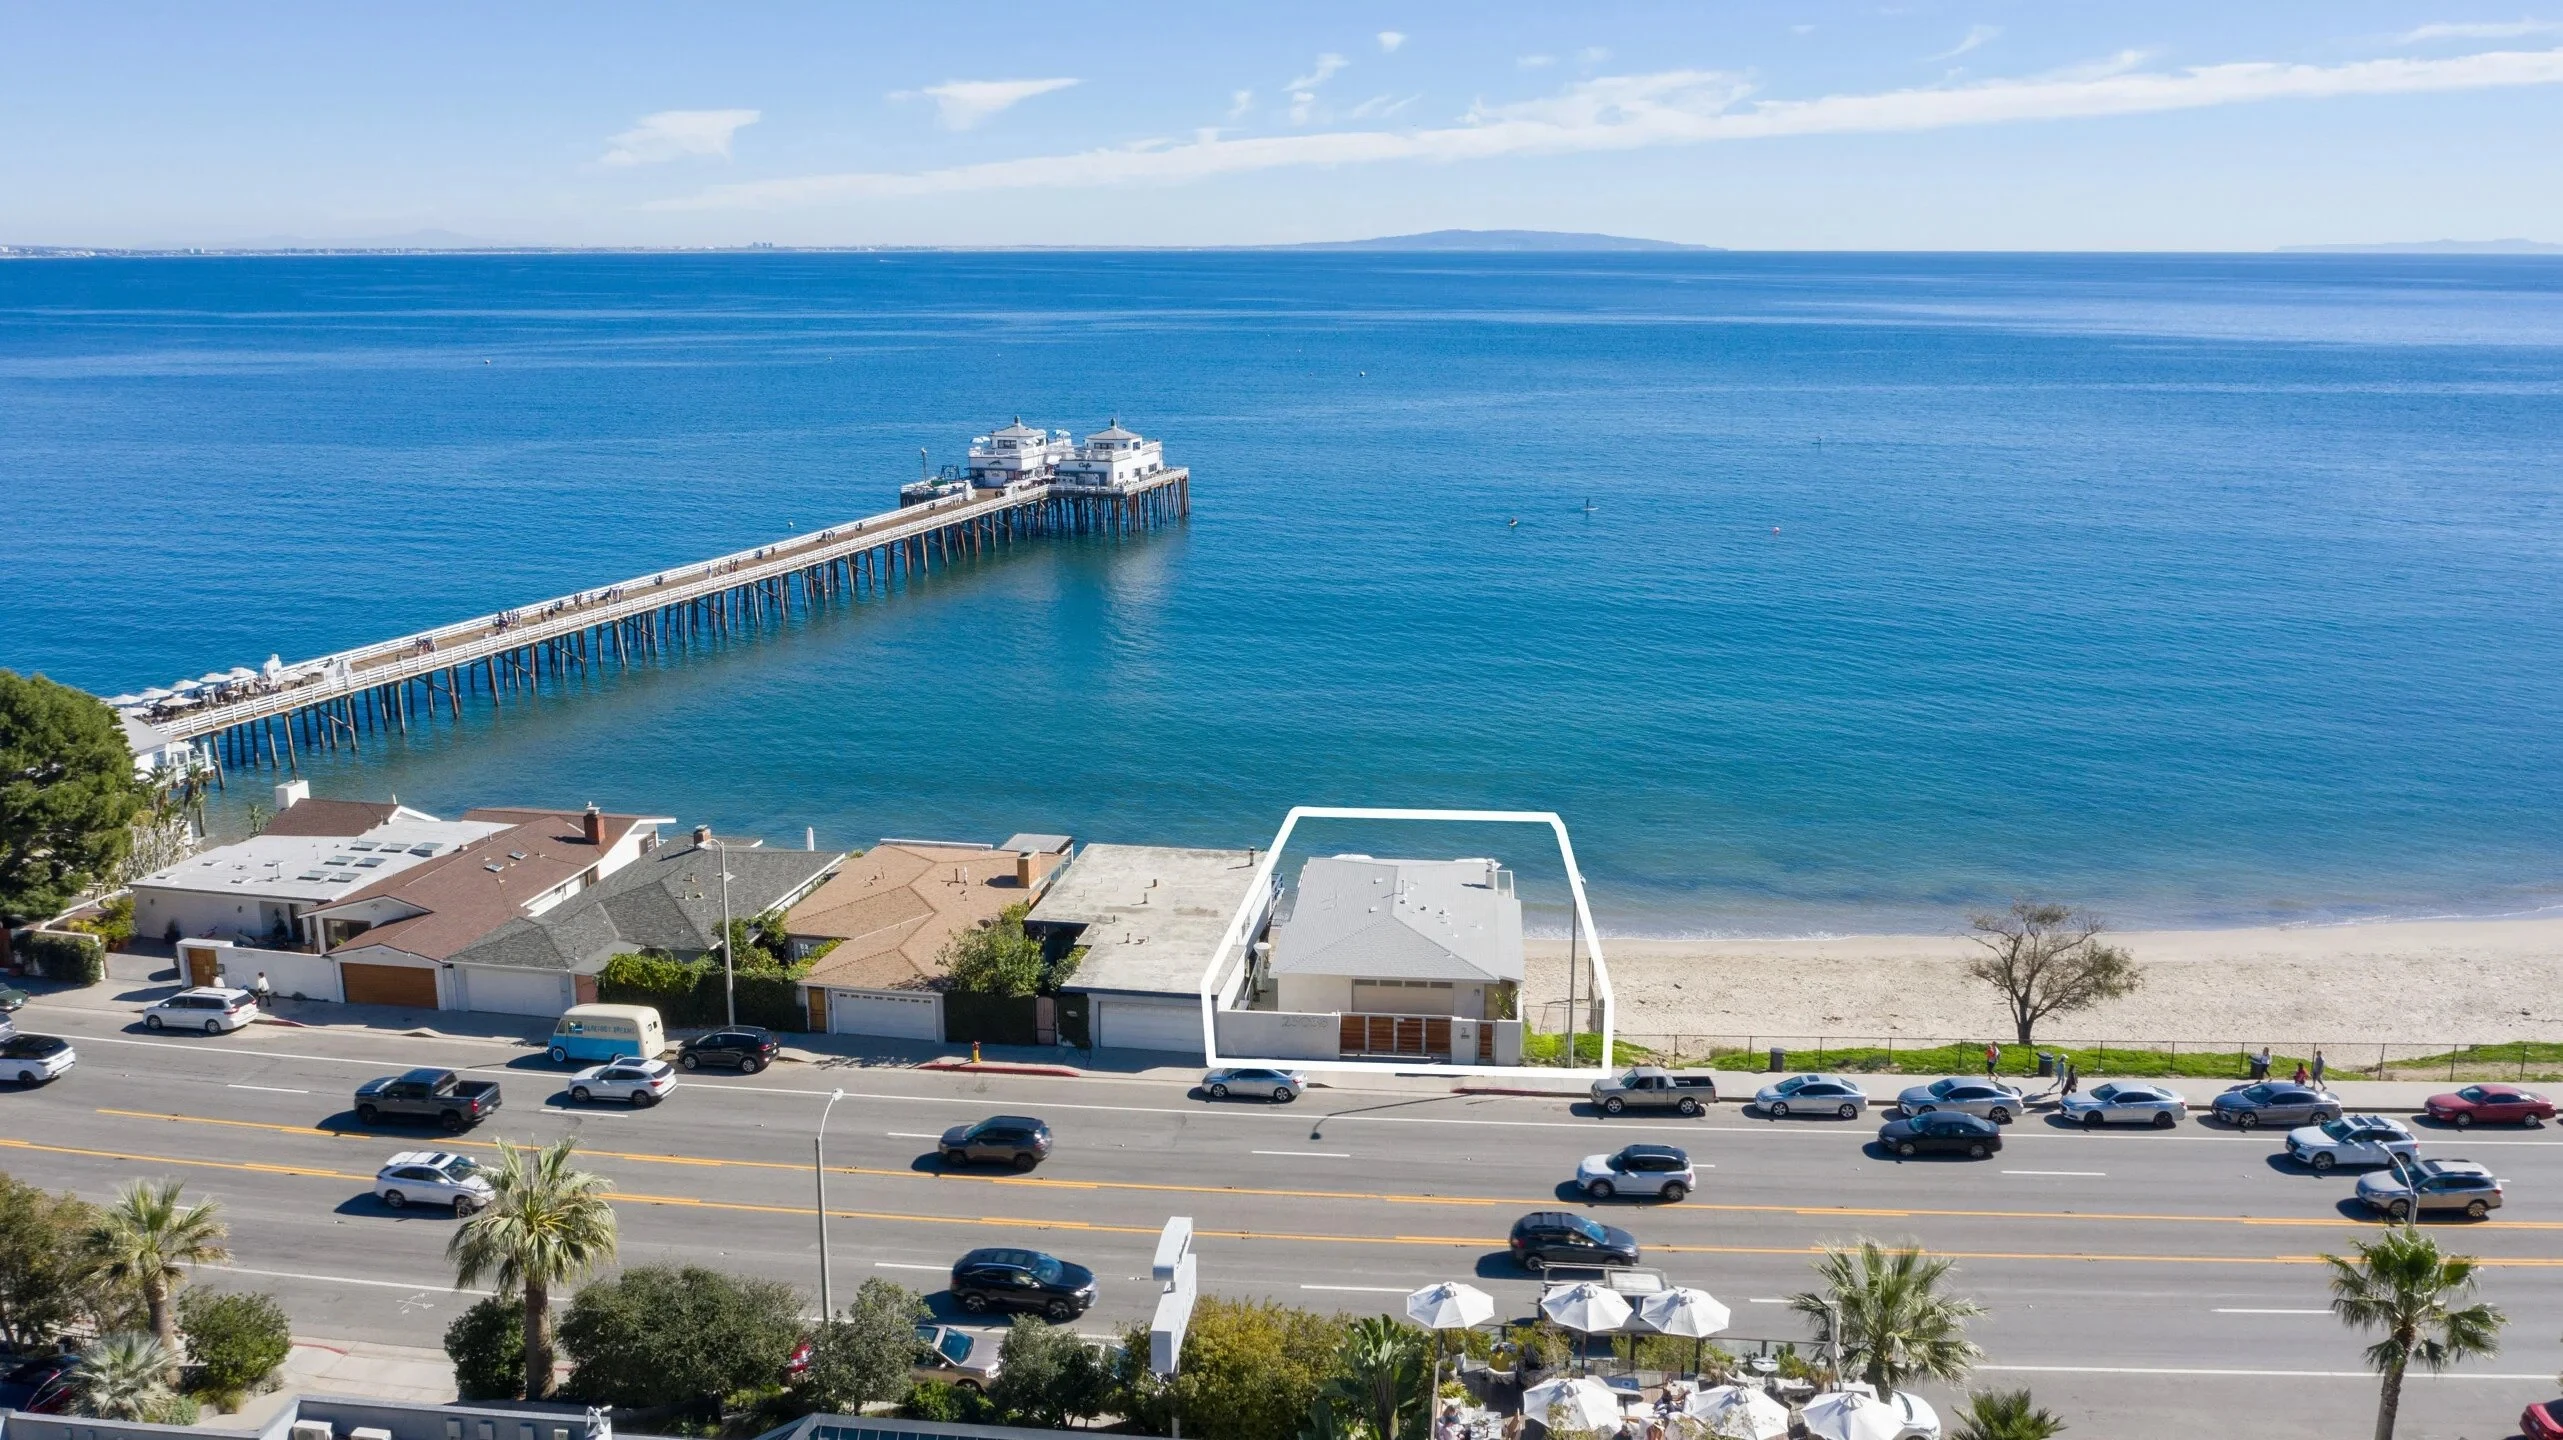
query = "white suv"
xmin=2285 ymin=1114 xmax=2419 ymax=1172
xmin=373 ymin=1151 xmax=493 ymax=1213
xmin=142 ymin=987 xmax=259 ymax=1034
xmin=1 ymin=1034 xmax=76 ymax=1085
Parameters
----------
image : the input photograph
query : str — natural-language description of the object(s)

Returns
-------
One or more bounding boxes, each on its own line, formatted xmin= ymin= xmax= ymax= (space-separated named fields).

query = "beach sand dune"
xmin=1525 ymin=915 xmax=2563 ymax=1048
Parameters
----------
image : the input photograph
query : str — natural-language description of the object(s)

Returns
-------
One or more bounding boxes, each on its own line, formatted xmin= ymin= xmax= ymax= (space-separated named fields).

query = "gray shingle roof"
xmin=449 ymin=841 xmax=840 ymax=974
xmin=1268 ymin=855 xmax=1524 ymax=985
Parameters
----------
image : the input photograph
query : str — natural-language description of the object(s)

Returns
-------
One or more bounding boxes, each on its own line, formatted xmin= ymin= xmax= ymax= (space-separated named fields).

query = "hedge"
xmin=15 ymin=929 xmax=103 ymax=984
xmin=598 ymin=952 xmax=808 ymax=1031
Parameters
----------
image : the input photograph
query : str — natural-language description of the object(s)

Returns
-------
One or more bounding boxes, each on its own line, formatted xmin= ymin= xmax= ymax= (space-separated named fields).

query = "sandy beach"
xmin=1524 ymin=914 xmax=2563 ymax=1048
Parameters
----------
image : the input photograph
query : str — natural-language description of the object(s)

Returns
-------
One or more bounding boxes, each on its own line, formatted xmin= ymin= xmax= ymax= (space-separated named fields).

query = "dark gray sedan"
xmin=2210 ymin=1082 xmax=2341 ymax=1130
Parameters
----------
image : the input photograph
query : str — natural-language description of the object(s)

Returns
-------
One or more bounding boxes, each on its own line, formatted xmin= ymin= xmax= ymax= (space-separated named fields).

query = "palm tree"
xmin=78 ymin=1332 xmax=176 ymax=1421
xmin=1952 ymin=1388 xmax=2067 ymax=1440
xmin=1788 ymin=1238 xmax=1985 ymax=1399
xmin=448 ymin=1136 xmax=618 ymax=1399
xmin=1326 ymin=1314 xmax=1430 ymax=1440
xmin=2324 ymin=1230 xmax=2504 ymax=1440
xmin=88 ymin=1178 xmax=229 ymax=1377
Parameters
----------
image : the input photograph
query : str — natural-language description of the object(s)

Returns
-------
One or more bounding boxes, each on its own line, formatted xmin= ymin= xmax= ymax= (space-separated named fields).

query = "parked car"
xmin=2210 ymin=1082 xmax=2340 ymax=1130
xmin=569 ymin=1059 xmax=677 ymax=1107
xmin=1575 ymin=1144 xmax=1696 ymax=1201
xmin=2522 ymin=1396 xmax=2563 ymax=1440
xmin=1895 ymin=1077 xmax=2027 ymax=1124
xmin=1508 ymin=1211 xmax=1642 ymax=1271
xmin=354 ymin=1068 xmax=503 ymax=1130
xmin=677 ymin=1026 xmax=779 ymax=1073
xmin=2355 ymin=1157 xmax=2503 ymax=1220
xmin=911 ymin=1323 xmax=1003 ymax=1391
xmin=141 ymin=986 xmax=258 ymax=1034
xmin=1590 ymin=1066 xmax=1717 ymax=1116
xmin=2424 ymin=1084 xmax=2555 ymax=1128
xmin=940 ymin=1115 xmax=1054 ymax=1170
xmin=1203 ymin=1066 xmax=1306 ymax=1102
xmin=1878 ymin=1111 xmax=2004 ymax=1158
xmin=0 ymin=985 xmax=27 ymax=1012
xmin=2058 ymin=1081 xmax=2187 ymax=1128
xmin=373 ymin=1150 xmax=493 ymax=1213
xmin=2285 ymin=1114 xmax=2418 ymax=1172
xmin=949 ymin=1247 xmax=1095 ymax=1320
xmin=1 ymin=1034 xmax=75 ymax=1085
xmin=1753 ymin=1074 xmax=1868 ymax=1119
xmin=0 ymin=1352 xmax=81 ymax=1411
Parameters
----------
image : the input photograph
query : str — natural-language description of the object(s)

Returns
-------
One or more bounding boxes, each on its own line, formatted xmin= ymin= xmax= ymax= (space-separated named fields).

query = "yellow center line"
xmin=14 ymin=1136 xmax=2563 ymax=1271
xmin=89 ymin=1108 xmax=2563 ymax=1236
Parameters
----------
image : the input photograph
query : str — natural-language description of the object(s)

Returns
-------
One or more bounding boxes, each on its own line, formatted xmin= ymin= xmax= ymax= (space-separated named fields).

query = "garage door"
xmin=1097 ymin=997 xmax=1203 ymax=1056
xmin=339 ymin=961 xmax=438 ymax=1009
xmin=830 ymin=989 xmax=941 ymax=1041
xmin=462 ymin=966 xmax=568 ymax=1017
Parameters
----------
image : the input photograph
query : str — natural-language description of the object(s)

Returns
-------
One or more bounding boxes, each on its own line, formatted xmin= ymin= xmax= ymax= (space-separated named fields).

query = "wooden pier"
xmin=149 ymin=470 xmax=1189 ymax=775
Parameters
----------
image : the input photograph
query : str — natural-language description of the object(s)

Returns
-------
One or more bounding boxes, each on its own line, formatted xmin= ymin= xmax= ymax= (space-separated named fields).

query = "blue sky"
xmin=6 ymin=1 xmax=2562 ymax=249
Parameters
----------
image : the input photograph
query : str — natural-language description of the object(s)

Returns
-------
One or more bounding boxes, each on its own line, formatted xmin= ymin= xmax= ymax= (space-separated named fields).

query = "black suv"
xmin=678 ymin=1026 xmax=780 ymax=1073
xmin=950 ymin=1247 xmax=1096 ymax=1320
xmin=1508 ymin=1211 xmax=1641 ymax=1272
xmin=940 ymin=1115 xmax=1054 ymax=1170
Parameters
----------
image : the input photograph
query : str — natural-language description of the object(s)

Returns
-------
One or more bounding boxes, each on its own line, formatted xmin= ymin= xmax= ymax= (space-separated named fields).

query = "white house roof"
xmin=1087 ymin=420 xmax=1140 ymax=442
xmin=990 ymin=417 xmax=1046 ymax=439
xmin=1269 ymin=855 xmax=1524 ymax=985
xmin=1026 ymin=843 xmax=1268 ymax=996
xmin=135 ymin=815 xmax=513 ymax=904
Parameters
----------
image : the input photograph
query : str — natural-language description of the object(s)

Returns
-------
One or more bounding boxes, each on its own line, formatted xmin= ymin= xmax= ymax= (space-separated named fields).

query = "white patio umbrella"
xmin=197 ymin=670 xmax=232 ymax=686
xmin=166 ymin=679 xmax=202 ymax=693
xmin=1801 ymin=1389 xmax=1905 ymax=1440
xmin=1639 ymin=1287 xmax=1731 ymax=1381
xmin=1682 ymin=1385 xmax=1790 ymax=1440
xmin=138 ymin=687 xmax=173 ymax=702
xmin=104 ymin=694 xmax=142 ymax=707
xmin=1521 ymin=1376 xmax=1621 ymax=1435
xmin=1541 ymin=1281 xmax=1634 ymax=1334
xmin=225 ymin=666 xmax=258 ymax=681
xmin=1407 ymin=1281 xmax=1496 ymax=1331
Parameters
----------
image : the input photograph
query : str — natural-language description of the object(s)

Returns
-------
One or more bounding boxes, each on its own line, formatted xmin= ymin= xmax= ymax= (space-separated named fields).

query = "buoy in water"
xmin=1509 ymin=517 xmax=1520 ymax=528
xmin=1772 ymin=525 xmax=1781 ymax=534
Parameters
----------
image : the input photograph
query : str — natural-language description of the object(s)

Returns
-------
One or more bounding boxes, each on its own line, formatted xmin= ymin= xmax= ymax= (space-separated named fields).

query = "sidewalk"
xmin=222 ymin=1338 xmax=458 ymax=1426
xmin=1456 ymin=1067 xmax=2471 ymax=1114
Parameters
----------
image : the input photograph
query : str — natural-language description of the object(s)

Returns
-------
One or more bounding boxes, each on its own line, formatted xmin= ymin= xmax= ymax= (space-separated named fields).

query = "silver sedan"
xmin=1896 ymin=1077 xmax=2028 ymax=1124
xmin=2058 ymin=1081 xmax=2187 ymax=1129
xmin=1753 ymin=1074 xmax=1869 ymax=1119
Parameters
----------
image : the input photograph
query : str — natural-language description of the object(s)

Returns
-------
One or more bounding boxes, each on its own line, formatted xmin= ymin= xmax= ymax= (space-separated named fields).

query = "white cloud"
xmin=2397 ymin=19 xmax=2563 ymax=41
xmin=1580 ymin=47 xmax=1613 ymax=65
xmin=906 ymin=77 xmax=1079 ymax=130
xmin=1518 ymin=53 xmax=1555 ymax=69
xmin=1930 ymin=24 xmax=2003 ymax=61
xmin=655 ymin=46 xmax=2563 ymax=210
xmin=1378 ymin=31 xmax=1406 ymax=53
xmin=599 ymin=109 xmax=760 ymax=166
xmin=1288 ymin=54 xmax=1350 ymax=90
xmin=1346 ymin=93 xmax=1421 ymax=120
xmin=1228 ymin=89 xmax=1255 ymax=119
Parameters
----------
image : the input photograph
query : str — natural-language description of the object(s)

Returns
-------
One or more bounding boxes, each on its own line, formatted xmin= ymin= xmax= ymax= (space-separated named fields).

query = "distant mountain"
xmin=2279 ymin=238 xmax=2563 ymax=254
xmin=1272 ymin=229 xmax=1716 ymax=252
xmin=217 ymin=228 xmax=514 ymax=251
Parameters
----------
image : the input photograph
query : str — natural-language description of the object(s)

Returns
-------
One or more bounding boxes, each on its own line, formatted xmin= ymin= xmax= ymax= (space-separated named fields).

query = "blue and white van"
xmin=548 ymin=1004 xmax=666 ymax=1065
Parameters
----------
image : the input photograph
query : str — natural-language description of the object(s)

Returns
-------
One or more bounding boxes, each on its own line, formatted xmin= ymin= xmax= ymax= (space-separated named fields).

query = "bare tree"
xmin=1964 ymin=900 xmax=2141 ymax=1045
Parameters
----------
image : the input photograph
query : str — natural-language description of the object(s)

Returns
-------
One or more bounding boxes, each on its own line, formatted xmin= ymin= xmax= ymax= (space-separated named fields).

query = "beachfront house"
xmin=781 ymin=833 xmax=1073 ymax=1040
xmin=1024 ymin=843 xmax=1277 ymax=1057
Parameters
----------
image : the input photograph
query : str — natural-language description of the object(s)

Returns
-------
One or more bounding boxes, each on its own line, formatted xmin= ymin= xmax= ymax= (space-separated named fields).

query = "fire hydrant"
xmin=971 ymin=1040 xmax=982 ymax=1064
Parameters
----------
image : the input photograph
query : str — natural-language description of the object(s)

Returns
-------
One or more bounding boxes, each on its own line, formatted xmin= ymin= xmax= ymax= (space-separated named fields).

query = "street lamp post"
xmin=816 ymin=1088 xmax=846 ymax=1317
xmin=711 ymin=836 xmax=736 ymax=1027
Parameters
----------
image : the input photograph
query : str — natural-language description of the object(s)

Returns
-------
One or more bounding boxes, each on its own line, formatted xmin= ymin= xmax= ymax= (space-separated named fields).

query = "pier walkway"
xmin=151 ymin=470 xmax=1189 ymax=775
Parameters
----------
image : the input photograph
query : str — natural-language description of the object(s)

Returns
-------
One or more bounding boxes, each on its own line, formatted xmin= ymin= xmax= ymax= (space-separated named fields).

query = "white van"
xmin=549 ymin=1004 xmax=665 ymax=1065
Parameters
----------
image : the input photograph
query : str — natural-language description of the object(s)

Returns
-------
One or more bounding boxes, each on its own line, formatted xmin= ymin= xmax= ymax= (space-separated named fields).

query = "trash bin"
xmin=1768 ymin=1046 xmax=1786 ymax=1073
xmin=2037 ymin=1052 xmax=2055 ymax=1078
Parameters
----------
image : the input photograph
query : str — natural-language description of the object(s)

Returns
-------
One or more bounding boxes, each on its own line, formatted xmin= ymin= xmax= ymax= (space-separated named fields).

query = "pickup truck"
xmin=355 ymin=1068 xmax=503 ymax=1131
xmin=1590 ymin=1066 xmax=1717 ymax=1116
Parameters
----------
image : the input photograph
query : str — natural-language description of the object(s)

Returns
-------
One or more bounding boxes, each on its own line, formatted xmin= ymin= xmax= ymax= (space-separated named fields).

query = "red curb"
xmin=919 ymin=1059 xmax=1087 ymax=1078
xmin=1453 ymin=1085 xmax=1587 ymax=1098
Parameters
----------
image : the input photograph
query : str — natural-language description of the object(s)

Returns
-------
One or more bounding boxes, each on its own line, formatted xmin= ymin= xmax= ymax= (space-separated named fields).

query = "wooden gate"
xmin=1338 ymin=1014 xmax=1454 ymax=1059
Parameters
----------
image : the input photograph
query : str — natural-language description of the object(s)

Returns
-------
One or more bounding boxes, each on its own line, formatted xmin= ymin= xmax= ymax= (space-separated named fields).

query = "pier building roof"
xmin=449 ymin=837 xmax=841 ymax=974
xmin=1269 ymin=855 xmax=1523 ymax=985
xmin=1025 ymin=843 xmax=1268 ymax=997
xmin=784 ymin=838 xmax=1067 ymax=991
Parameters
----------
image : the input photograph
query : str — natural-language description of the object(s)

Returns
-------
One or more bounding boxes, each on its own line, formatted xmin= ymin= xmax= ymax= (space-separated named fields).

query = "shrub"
xmin=0 ymin=1172 xmax=110 ymax=1348
xmin=790 ymin=1278 xmax=923 ymax=1416
xmin=988 ymin=1318 xmax=1107 ymax=1428
xmin=178 ymin=1289 xmax=291 ymax=1400
xmin=942 ymin=903 xmax=1046 ymax=997
xmin=444 ymin=1295 xmax=525 ymax=1401
xmin=64 ymin=895 xmax=134 ymax=949
xmin=900 ymin=1380 xmax=995 ymax=1424
xmin=559 ymin=1265 xmax=802 ymax=1412
xmin=1108 ymin=1297 xmax=1348 ymax=1440
xmin=17 ymin=929 xmax=104 ymax=984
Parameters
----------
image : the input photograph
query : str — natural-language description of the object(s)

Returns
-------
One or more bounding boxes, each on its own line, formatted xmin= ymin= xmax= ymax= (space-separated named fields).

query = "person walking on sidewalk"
xmin=2292 ymin=1059 xmax=2310 ymax=1085
xmin=2250 ymin=1046 xmax=2271 ymax=1081
xmin=1984 ymin=1041 xmax=2001 ymax=1079
xmin=251 ymin=971 xmax=274 ymax=1007
xmin=2311 ymin=1049 xmax=2327 ymax=1086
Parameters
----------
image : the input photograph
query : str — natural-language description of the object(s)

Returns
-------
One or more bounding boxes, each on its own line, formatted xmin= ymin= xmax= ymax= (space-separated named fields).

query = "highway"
xmin=5 ymin=1003 xmax=2559 ymax=1439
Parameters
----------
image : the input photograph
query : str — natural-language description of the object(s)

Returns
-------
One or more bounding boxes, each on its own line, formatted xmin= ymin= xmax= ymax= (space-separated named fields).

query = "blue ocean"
xmin=5 ymin=251 xmax=2561 ymax=936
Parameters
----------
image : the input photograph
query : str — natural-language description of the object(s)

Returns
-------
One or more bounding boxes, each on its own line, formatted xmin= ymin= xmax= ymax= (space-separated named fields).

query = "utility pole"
xmin=713 ymin=836 xmax=736 ymax=1026
xmin=815 ymin=1088 xmax=846 ymax=1317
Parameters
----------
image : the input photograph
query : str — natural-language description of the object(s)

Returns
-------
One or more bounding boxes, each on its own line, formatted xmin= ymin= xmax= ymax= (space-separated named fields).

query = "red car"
xmin=2422 ymin=1084 xmax=2554 ymax=1128
xmin=2520 ymin=1397 xmax=2563 ymax=1439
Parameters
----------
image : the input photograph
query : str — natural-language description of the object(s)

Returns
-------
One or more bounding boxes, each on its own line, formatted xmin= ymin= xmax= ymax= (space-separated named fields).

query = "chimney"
xmin=691 ymin=824 xmax=711 ymax=846
xmin=582 ymin=803 xmax=604 ymax=846
xmin=273 ymin=779 xmax=310 ymax=812
xmin=1015 ymin=850 xmax=1037 ymax=889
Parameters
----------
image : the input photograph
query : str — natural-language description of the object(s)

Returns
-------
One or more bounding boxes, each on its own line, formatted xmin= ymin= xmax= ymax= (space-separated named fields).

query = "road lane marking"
xmin=1256 ymin=1150 xmax=1353 ymax=1158
xmin=82 ymin=1107 xmax=2563 ymax=1234
xmin=888 ymin=1133 xmax=944 ymax=1140
xmin=2211 ymin=1308 xmax=2330 ymax=1315
xmin=872 ymin=1262 xmax=946 ymax=1272
xmin=1980 ymin=1364 xmax=2553 ymax=1380
xmin=1747 ymin=1298 xmax=1788 ymax=1304
xmin=2004 ymin=1170 xmax=2107 ymax=1177
xmin=209 ymin=1264 xmax=490 ymax=1295
xmin=1304 ymin=1285 xmax=1415 ymax=1293
xmin=227 ymin=1084 xmax=311 ymax=1095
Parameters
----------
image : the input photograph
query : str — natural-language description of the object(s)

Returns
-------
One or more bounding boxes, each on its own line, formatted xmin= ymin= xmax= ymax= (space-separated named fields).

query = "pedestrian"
xmin=2060 ymin=1058 xmax=2080 ymax=1098
xmin=2251 ymin=1046 xmax=2271 ymax=1081
xmin=2311 ymin=1049 xmax=2326 ymax=1085
xmin=251 ymin=970 xmax=274 ymax=1006
xmin=1438 ymin=1406 xmax=1465 ymax=1440
xmin=1984 ymin=1041 xmax=2001 ymax=1079
xmin=2292 ymin=1059 xmax=2309 ymax=1085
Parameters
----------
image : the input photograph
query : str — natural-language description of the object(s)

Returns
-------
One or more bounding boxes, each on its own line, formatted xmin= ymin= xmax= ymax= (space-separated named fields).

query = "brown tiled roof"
xmin=317 ymin=810 xmax=650 ymax=963
xmin=788 ymin=844 xmax=1047 ymax=991
xmin=263 ymin=798 xmax=402 ymax=837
